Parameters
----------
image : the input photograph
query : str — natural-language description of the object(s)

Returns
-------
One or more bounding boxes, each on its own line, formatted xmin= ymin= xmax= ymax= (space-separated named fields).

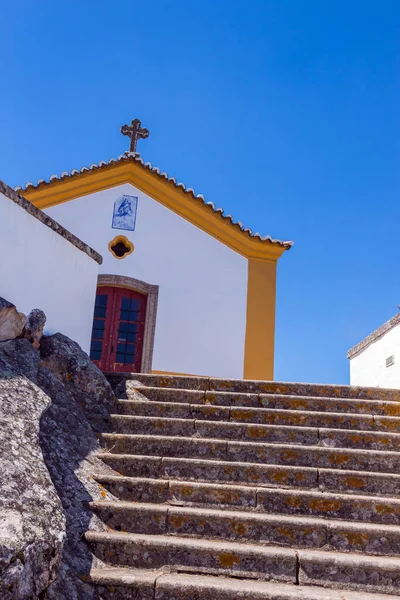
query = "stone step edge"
xmin=90 ymin=499 xmax=400 ymax=536
xmin=113 ymin=373 xmax=400 ymax=401
xmin=94 ymin=473 xmax=400 ymax=508
xmin=118 ymin=399 xmax=400 ymax=426
xmin=96 ymin=452 xmax=400 ymax=486
xmin=98 ymin=432 xmax=400 ymax=459
xmin=85 ymin=529 xmax=400 ymax=568
xmin=86 ymin=567 xmax=400 ymax=600
xmin=85 ymin=528 xmax=295 ymax=558
xmin=109 ymin=414 xmax=400 ymax=439
xmin=129 ymin=386 xmax=400 ymax=411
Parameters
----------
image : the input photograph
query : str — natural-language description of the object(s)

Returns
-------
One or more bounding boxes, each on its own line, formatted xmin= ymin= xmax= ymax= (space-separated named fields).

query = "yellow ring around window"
xmin=108 ymin=235 xmax=134 ymax=260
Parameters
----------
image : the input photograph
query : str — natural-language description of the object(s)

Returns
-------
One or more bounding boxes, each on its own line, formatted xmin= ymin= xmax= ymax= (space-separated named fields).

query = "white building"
xmin=0 ymin=180 xmax=101 ymax=353
xmin=16 ymin=120 xmax=292 ymax=380
xmin=348 ymin=313 xmax=400 ymax=388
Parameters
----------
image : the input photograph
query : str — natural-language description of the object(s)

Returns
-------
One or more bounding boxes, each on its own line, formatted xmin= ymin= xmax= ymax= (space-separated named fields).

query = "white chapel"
xmin=13 ymin=119 xmax=292 ymax=380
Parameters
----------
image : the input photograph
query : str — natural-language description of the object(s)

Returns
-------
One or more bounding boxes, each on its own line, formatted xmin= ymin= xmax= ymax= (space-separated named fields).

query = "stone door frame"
xmin=97 ymin=274 xmax=159 ymax=373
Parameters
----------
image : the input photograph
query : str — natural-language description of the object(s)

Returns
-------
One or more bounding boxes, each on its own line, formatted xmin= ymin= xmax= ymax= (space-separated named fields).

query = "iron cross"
xmin=121 ymin=118 xmax=150 ymax=153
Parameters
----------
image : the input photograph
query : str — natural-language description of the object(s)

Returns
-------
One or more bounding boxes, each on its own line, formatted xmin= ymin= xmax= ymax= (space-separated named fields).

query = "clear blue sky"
xmin=1 ymin=1 xmax=399 ymax=384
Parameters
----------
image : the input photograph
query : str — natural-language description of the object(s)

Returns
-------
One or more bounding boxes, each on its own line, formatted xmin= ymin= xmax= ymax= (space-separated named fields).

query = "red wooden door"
xmin=90 ymin=286 xmax=147 ymax=373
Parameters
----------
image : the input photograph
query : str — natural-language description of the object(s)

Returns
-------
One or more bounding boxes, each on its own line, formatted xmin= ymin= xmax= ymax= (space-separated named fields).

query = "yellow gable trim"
xmin=22 ymin=160 xmax=288 ymax=261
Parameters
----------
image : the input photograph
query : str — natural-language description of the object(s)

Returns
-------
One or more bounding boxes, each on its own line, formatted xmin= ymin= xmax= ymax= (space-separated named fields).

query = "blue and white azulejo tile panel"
xmin=112 ymin=195 xmax=138 ymax=231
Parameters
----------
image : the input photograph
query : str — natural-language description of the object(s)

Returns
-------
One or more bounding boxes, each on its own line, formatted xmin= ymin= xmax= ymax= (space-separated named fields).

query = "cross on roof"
xmin=121 ymin=118 xmax=150 ymax=153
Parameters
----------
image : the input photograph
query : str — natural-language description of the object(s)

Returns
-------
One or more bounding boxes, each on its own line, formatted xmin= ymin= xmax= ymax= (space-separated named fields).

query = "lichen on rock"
xmin=0 ymin=341 xmax=65 ymax=599
xmin=22 ymin=309 xmax=47 ymax=349
xmin=0 ymin=307 xmax=118 ymax=599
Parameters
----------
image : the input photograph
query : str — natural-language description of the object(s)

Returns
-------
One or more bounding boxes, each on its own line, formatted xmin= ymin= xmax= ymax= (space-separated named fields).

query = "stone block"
xmin=118 ymin=399 xmax=192 ymax=419
xmin=110 ymin=415 xmax=196 ymax=437
xmin=90 ymin=501 xmax=167 ymax=535
xmin=319 ymin=468 xmax=400 ymax=496
xmin=256 ymin=487 xmax=400 ymax=525
xmin=133 ymin=385 xmax=206 ymax=404
xmin=0 ymin=297 xmax=26 ymax=342
xmin=131 ymin=374 xmax=210 ymax=390
xmin=205 ymin=390 xmax=260 ymax=406
xmin=299 ymin=549 xmax=400 ymax=595
xmin=195 ymin=420 xmax=318 ymax=445
xmin=95 ymin=475 xmax=169 ymax=503
xmin=99 ymin=433 xmax=227 ymax=460
xmin=97 ymin=454 xmax=162 ymax=479
xmin=161 ymin=456 xmax=318 ymax=488
xmin=190 ymin=404 xmax=231 ymax=420
xmin=89 ymin=568 xmax=155 ymax=599
xmin=168 ymin=480 xmax=257 ymax=508
xmin=166 ymin=506 xmax=327 ymax=549
xmin=319 ymin=428 xmax=400 ymax=451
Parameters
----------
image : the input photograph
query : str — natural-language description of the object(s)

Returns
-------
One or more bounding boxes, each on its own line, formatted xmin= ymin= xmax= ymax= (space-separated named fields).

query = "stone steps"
xmin=85 ymin=530 xmax=297 ymax=581
xmin=124 ymin=385 xmax=400 ymax=415
xmin=110 ymin=414 xmax=400 ymax=449
xmin=99 ymin=433 xmax=400 ymax=472
xmin=89 ymin=499 xmax=400 ymax=556
xmin=86 ymin=530 xmax=400 ymax=594
xmin=86 ymin=375 xmax=400 ymax=597
xmin=98 ymin=453 xmax=400 ymax=496
xmin=118 ymin=399 xmax=400 ymax=431
xmin=95 ymin=474 xmax=400 ymax=524
xmin=117 ymin=373 xmax=400 ymax=400
xmin=87 ymin=568 xmax=400 ymax=599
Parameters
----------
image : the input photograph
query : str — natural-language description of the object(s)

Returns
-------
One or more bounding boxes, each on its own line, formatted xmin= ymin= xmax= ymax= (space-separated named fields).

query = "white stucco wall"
xmin=46 ymin=183 xmax=248 ymax=378
xmin=350 ymin=324 xmax=400 ymax=388
xmin=0 ymin=191 xmax=99 ymax=353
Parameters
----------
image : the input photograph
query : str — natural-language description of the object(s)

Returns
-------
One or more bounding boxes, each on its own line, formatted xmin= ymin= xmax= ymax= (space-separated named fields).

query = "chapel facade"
xmin=18 ymin=120 xmax=292 ymax=380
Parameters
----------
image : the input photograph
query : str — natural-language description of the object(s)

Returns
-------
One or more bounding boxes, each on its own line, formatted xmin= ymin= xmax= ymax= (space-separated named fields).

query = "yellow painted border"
xmin=108 ymin=235 xmax=134 ymax=260
xmin=244 ymin=259 xmax=277 ymax=380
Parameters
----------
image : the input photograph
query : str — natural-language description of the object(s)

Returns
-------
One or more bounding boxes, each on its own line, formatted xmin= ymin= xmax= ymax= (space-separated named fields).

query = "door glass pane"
xmin=121 ymin=297 xmax=131 ymax=310
xmin=96 ymin=294 xmax=108 ymax=307
xmin=131 ymin=299 xmax=139 ymax=310
xmin=90 ymin=292 xmax=108 ymax=362
xmin=91 ymin=341 xmax=102 ymax=352
xmin=115 ymin=294 xmax=141 ymax=365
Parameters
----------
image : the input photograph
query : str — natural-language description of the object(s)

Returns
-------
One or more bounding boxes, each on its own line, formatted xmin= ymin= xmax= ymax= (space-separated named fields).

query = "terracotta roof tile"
xmin=15 ymin=153 xmax=293 ymax=250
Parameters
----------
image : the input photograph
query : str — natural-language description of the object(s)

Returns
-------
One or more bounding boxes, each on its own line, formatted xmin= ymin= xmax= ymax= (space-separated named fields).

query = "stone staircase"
xmin=85 ymin=374 xmax=400 ymax=599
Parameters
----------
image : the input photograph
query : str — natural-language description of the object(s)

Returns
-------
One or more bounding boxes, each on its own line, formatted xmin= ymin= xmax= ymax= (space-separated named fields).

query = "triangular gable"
xmin=18 ymin=153 xmax=293 ymax=261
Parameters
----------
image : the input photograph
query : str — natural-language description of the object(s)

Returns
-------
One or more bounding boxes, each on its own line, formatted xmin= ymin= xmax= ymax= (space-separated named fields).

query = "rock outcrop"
xmin=38 ymin=334 xmax=118 ymax=600
xmin=0 ymin=340 xmax=65 ymax=600
xmin=0 ymin=298 xmax=26 ymax=342
xmin=0 ymin=309 xmax=118 ymax=599
xmin=22 ymin=309 xmax=46 ymax=349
